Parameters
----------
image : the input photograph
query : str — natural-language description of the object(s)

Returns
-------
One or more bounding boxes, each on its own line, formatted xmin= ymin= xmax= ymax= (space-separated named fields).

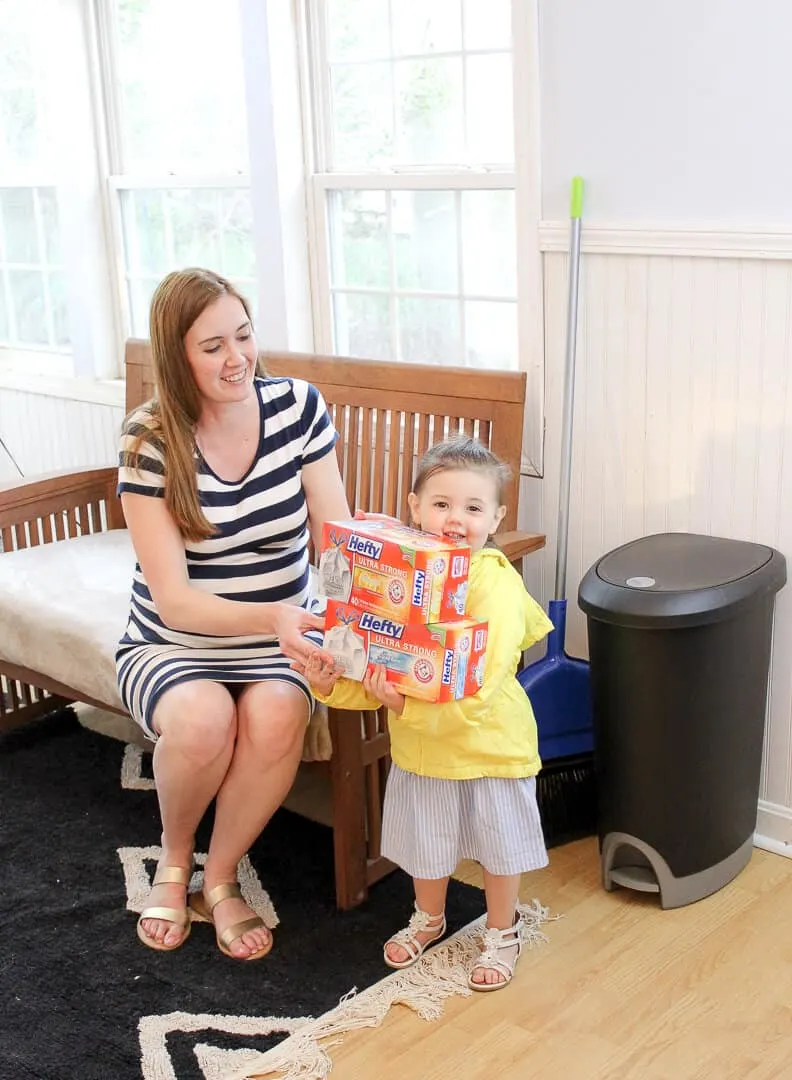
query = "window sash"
xmin=301 ymin=0 xmax=544 ymax=476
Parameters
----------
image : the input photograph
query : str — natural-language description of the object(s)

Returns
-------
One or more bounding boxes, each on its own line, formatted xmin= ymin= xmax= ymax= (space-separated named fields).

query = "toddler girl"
xmin=300 ymin=435 xmax=552 ymax=991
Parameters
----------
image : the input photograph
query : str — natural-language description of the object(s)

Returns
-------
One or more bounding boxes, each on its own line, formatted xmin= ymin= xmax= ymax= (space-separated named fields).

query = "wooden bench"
xmin=0 ymin=343 xmax=545 ymax=909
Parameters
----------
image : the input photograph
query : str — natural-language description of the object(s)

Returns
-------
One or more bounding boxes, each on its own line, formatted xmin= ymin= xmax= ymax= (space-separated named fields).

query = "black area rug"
xmin=0 ymin=711 xmax=486 ymax=1080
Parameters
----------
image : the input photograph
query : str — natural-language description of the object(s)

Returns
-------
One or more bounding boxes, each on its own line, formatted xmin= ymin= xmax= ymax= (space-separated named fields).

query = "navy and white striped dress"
xmin=115 ymin=376 xmax=337 ymax=739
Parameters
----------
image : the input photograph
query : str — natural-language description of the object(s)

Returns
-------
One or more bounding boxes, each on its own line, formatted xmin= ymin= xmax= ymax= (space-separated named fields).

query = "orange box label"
xmin=318 ymin=519 xmax=470 ymax=624
xmin=324 ymin=600 xmax=488 ymax=703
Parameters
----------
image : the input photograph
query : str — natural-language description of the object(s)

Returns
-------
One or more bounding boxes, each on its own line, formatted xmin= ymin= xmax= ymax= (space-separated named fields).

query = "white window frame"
xmin=298 ymin=0 xmax=545 ymax=476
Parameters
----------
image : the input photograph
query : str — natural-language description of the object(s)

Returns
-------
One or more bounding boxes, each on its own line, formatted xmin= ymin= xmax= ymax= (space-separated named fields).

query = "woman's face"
xmin=183 ymin=293 xmax=258 ymax=404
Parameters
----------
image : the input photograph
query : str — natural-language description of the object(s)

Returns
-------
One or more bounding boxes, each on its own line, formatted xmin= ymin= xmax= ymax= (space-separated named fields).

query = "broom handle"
xmin=554 ymin=176 xmax=584 ymax=602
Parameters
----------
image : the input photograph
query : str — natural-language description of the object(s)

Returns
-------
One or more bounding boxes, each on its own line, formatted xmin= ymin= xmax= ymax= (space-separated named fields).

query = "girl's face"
xmin=407 ymin=467 xmax=506 ymax=553
xmin=184 ymin=294 xmax=258 ymax=404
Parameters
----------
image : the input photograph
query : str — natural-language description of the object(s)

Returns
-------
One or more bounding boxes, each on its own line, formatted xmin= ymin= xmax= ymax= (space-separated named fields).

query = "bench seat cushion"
xmin=0 ymin=529 xmax=332 ymax=760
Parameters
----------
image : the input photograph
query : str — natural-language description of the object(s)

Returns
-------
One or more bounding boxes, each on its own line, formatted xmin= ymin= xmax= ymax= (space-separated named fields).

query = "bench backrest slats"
xmin=125 ymin=342 xmax=526 ymax=531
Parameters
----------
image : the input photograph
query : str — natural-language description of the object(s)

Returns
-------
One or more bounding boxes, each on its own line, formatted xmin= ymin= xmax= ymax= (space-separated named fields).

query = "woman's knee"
xmin=237 ymin=682 xmax=308 ymax=760
xmin=153 ymin=681 xmax=237 ymax=761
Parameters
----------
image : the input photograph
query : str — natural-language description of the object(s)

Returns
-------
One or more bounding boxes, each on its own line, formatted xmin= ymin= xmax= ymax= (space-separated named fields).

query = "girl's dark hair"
xmin=412 ymin=435 xmax=511 ymax=504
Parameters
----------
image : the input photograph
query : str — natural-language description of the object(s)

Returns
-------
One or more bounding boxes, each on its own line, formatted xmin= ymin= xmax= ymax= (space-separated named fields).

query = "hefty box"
xmin=323 ymin=600 xmax=488 ymax=703
xmin=318 ymin=519 xmax=470 ymax=625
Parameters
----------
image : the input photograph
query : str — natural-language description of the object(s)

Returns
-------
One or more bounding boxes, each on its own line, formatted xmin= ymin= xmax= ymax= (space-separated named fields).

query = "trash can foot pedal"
xmin=608 ymin=866 xmax=659 ymax=893
xmin=602 ymin=831 xmax=755 ymax=909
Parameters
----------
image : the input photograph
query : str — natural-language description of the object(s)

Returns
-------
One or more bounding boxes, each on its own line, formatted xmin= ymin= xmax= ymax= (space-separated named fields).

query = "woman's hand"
xmin=293 ymin=651 xmax=340 ymax=696
xmin=353 ymin=509 xmax=402 ymax=525
xmin=272 ymin=603 xmax=331 ymax=666
xmin=363 ymin=664 xmax=405 ymax=714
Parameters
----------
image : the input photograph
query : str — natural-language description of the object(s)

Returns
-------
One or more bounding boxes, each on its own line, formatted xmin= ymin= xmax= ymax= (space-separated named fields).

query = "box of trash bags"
xmin=317 ymin=519 xmax=488 ymax=703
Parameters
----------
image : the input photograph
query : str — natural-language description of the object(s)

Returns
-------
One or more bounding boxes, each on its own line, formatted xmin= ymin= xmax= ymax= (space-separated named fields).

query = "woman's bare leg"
xmin=140 ymin=680 xmax=237 ymax=947
xmin=200 ymin=680 xmax=309 ymax=958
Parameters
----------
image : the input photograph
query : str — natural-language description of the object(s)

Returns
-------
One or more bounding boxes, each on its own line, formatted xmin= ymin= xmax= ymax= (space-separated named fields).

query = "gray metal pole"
xmin=554 ymin=180 xmax=583 ymax=601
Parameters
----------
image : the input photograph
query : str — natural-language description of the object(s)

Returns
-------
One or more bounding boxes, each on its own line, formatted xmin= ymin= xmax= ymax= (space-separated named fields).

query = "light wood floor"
xmin=322 ymin=840 xmax=792 ymax=1080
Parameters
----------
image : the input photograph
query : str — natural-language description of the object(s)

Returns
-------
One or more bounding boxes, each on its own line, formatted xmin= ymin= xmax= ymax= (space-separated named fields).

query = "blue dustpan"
xmin=518 ymin=600 xmax=593 ymax=760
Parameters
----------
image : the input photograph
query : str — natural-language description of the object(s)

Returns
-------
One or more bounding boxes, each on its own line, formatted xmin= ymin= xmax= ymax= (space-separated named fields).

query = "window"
xmin=0 ymin=3 xmax=68 ymax=354
xmin=98 ymin=0 xmax=257 ymax=336
xmin=303 ymin=0 xmax=524 ymax=371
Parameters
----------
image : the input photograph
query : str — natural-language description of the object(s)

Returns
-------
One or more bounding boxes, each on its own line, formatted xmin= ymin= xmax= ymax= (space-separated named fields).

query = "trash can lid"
xmin=578 ymin=532 xmax=787 ymax=628
xmin=597 ymin=532 xmax=770 ymax=591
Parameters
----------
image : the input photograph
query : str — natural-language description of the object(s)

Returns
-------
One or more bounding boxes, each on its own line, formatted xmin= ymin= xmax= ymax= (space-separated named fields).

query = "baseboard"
xmin=753 ymin=800 xmax=792 ymax=859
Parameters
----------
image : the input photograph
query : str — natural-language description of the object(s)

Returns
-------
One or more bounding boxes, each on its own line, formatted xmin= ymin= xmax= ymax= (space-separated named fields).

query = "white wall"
xmin=539 ymin=0 xmax=792 ymax=225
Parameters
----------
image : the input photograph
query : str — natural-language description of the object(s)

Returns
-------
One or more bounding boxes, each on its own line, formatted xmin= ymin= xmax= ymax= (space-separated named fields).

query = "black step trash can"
xmin=578 ymin=532 xmax=786 ymax=909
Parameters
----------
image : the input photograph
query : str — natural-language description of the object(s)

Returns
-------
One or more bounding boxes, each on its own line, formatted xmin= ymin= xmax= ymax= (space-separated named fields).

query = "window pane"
xmin=169 ymin=191 xmax=223 ymax=268
xmin=466 ymin=55 xmax=513 ymax=162
xmin=0 ymin=285 xmax=9 ymax=341
xmin=128 ymin=277 xmax=159 ymax=339
xmin=0 ymin=88 xmax=40 ymax=171
xmin=38 ymin=188 xmax=61 ymax=264
xmin=121 ymin=190 xmax=168 ymax=276
xmin=465 ymin=300 xmax=517 ymax=369
xmin=218 ymin=191 xmax=256 ymax=279
xmin=394 ymin=191 xmax=457 ymax=292
xmin=1 ymin=188 xmax=38 ymax=264
xmin=327 ymin=0 xmax=390 ymax=61
xmin=0 ymin=6 xmax=35 ymax=81
xmin=48 ymin=272 xmax=70 ymax=347
xmin=461 ymin=190 xmax=516 ymax=296
xmin=333 ymin=292 xmax=391 ymax=359
xmin=395 ymin=58 xmax=463 ymax=164
xmin=8 ymin=270 xmax=48 ymax=345
xmin=113 ymin=0 xmax=248 ymax=173
xmin=392 ymin=0 xmax=461 ymax=55
xmin=330 ymin=63 xmax=393 ymax=168
xmin=121 ymin=188 xmax=256 ymax=277
xmin=398 ymin=296 xmax=460 ymax=364
xmin=464 ymin=0 xmax=511 ymax=50
xmin=329 ymin=191 xmax=388 ymax=289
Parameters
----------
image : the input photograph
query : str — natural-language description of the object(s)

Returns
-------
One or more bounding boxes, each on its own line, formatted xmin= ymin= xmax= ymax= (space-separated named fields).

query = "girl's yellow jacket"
xmin=315 ymin=547 xmax=553 ymax=780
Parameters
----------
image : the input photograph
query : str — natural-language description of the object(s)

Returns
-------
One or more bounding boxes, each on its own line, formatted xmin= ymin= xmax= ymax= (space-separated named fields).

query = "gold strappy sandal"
xmin=189 ymin=882 xmax=272 ymax=961
xmin=136 ymin=865 xmax=192 ymax=952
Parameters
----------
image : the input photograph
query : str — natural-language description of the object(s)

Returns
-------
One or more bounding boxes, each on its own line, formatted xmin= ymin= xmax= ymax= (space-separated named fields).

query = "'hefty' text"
xmin=359 ymin=612 xmax=405 ymax=639
xmin=347 ymin=534 xmax=383 ymax=559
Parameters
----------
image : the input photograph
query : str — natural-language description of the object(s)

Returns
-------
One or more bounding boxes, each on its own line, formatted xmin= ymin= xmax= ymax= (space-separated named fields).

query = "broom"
xmin=520 ymin=177 xmax=598 ymax=847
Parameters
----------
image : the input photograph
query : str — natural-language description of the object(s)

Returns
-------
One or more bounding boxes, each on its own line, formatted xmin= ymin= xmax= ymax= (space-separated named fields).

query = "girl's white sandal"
xmin=383 ymin=904 xmax=447 ymax=969
xmin=468 ymin=915 xmax=523 ymax=992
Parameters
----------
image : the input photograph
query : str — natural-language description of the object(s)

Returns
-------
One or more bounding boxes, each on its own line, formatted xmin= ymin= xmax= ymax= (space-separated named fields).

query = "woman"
xmin=116 ymin=268 xmax=349 ymax=960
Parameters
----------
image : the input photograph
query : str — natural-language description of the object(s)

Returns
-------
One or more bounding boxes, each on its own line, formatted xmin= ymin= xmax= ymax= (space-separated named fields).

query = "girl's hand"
xmin=363 ymin=664 xmax=405 ymax=714
xmin=292 ymin=650 xmax=340 ymax=696
xmin=272 ymin=602 xmax=331 ymax=666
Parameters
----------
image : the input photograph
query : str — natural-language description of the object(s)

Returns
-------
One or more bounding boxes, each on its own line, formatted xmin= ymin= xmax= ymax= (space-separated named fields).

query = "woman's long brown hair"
xmin=130 ymin=268 xmax=264 ymax=541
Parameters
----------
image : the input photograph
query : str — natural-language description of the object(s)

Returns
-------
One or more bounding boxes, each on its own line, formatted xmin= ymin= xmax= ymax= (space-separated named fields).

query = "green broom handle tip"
xmin=570 ymin=176 xmax=584 ymax=219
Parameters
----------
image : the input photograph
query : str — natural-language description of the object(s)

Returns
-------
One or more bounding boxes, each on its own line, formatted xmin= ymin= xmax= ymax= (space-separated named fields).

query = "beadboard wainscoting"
xmin=0 ymin=388 xmax=122 ymax=478
xmin=519 ymin=224 xmax=792 ymax=857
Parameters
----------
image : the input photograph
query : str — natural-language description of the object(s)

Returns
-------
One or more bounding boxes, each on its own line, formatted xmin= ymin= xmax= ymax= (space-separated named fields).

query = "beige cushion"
xmin=0 ymin=529 xmax=331 ymax=760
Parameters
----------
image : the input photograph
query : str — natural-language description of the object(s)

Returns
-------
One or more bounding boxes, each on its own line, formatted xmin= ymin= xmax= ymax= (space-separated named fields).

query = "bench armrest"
xmin=495 ymin=529 xmax=546 ymax=563
xmin=0 ymin=466 xmax=123 ymax=541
